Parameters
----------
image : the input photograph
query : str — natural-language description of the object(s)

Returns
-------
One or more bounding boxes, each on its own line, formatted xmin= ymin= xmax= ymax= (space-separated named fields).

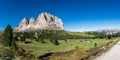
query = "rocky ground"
xmin=94 ymin=41 xmax=120 ymax=60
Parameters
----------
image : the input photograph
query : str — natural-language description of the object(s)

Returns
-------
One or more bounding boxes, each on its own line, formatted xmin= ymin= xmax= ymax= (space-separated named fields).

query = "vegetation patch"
xmin=19 ymin=39 xmax=111 ymax=57
xmin=0 ymin=24 xmax=120 ymax=60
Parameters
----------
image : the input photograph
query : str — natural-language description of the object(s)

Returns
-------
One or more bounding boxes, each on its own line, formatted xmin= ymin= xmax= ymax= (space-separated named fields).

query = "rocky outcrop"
xmin=15 ymin=12 xmax=64 ymax=31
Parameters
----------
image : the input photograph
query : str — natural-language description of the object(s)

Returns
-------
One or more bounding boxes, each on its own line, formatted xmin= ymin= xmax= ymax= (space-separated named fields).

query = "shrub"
xmin=75 ymin=46 xmax=80 ymax=50
xmin=94 ymin=43 xmax=97 ymax=47
xmin=53 ymin=39 xmax=59 ymax=46
xmin=0 ymin=47 xmax=14 ymax=60
xmin=20 ymin=36 xmax=25 ymax=43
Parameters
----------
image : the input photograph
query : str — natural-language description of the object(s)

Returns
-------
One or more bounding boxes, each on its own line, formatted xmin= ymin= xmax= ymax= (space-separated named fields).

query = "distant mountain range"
xmin=93 ymin=28 xmax=120 ymax=34
xmin=15 ymin=12 xmax=64 ymax=31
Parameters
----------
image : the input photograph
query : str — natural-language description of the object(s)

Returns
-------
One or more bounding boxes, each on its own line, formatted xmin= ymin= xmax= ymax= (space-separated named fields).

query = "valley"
xmin=0 ymin=12 xmax=120 ymax=60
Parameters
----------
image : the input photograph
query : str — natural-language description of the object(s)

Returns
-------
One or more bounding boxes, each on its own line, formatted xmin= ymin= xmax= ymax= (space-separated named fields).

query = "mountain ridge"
xmin=92 ymin=28 xmax=120 ymax=34
xmin=15 ymin=12 xmax=64 ymax=31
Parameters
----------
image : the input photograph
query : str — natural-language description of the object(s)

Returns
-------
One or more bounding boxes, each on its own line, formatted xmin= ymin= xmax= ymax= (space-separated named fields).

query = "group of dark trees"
xmin=14 ymin=30 xmax=67 ymax=45
xmin=2 ymin=25 xmax=119 ymax=47
xmin=0 ymin=24 xmax=18 ymax=60
xmin=13 ymin=29 xmax=119 ymax=46
xmin=2 ymin=24 xmax=17 ymax=51
xmin=14 ymin=30 xmax=100 ymax=45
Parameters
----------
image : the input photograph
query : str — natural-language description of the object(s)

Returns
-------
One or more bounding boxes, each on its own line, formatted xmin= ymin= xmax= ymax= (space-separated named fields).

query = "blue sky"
xmin=0 ymin=0 xmax=120 ymax=31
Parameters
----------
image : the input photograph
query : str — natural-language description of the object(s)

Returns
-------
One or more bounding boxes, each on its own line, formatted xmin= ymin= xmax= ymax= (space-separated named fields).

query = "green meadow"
xmin=19 ymin=39 xmax=111 ymax=56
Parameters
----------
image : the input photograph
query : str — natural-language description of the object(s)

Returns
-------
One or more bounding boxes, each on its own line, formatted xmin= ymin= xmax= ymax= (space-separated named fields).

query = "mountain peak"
xmin=21 ymin=18 xmax=28 ymax=23
xmin=15 ymin=12 xmax=64 ymax=31
xmin=29 ymin=17 xmax=35 ymax=25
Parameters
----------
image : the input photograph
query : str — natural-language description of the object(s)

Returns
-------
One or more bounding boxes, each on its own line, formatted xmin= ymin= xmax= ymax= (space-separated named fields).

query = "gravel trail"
xmin=94 ymin=41 xmax=120 ymax=60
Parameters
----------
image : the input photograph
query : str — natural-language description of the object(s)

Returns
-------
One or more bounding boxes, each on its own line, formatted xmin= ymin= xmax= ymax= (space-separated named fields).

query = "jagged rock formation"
xmin=15 ymin=12 xmax=64 ymax=31
xmin=29 ymin=17 xmax=35 ymax=25
xmin=16 ymin=18 xmax=29 ymax=31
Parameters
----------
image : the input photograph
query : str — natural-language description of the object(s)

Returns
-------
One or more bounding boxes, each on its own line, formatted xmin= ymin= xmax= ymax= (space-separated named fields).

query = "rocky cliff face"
xmin=15 ymin=12 xmax=64 ymax=31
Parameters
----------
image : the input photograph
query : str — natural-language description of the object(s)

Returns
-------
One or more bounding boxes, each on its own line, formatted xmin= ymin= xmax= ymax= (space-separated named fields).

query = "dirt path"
xmin=94 ymin=41 xmax=120 ymax=60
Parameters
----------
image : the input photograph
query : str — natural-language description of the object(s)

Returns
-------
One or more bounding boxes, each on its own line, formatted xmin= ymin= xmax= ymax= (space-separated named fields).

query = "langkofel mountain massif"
xmin=15 ymin=12 xmax=64 ymax=31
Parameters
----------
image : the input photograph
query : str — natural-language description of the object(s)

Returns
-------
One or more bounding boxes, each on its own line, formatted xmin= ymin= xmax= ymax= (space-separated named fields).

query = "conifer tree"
xmin=2 ymin=24 xmax=13 ymax=46
xmin=11 ymin=40 xmax=17 ymax=52
xmin=53 ymin=39 xmax=59 ymax=46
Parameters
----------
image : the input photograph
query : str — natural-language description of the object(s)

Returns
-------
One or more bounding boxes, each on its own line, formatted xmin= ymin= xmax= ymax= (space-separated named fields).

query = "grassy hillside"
xmin=18 ymin=39 xmax=111 ymax=56
xmin=67 ymin=31 xmax=95 ymax=37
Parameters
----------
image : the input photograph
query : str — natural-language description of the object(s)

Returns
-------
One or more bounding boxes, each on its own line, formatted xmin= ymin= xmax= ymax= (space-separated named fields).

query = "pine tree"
xmin=11 ymin=40 xmax=17 ymax=52
xmin=2 ymin=24 xmax=13 ymax=46
xmin=53 ymin=38 xmax=59 ymax=46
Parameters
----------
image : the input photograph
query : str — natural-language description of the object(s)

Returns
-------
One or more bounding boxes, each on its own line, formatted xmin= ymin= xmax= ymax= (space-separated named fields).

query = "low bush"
xmin=0 ymin=47 xmax=14 ymax=60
